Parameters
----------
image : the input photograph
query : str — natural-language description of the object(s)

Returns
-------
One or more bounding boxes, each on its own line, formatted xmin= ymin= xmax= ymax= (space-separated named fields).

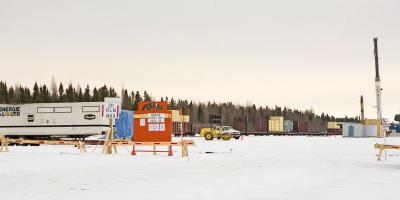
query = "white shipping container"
xmin=283 ymin=120 xmax=293 ymax=133
xmin=342 ymin=123 xmax=377 ymax=138
xmin=363 ymin=125 xmax=377 ymax=137
xmin=0 ymin=102 xmax=109 ymax=137
xmin=342 ymin=123 xmax=364 ymax=137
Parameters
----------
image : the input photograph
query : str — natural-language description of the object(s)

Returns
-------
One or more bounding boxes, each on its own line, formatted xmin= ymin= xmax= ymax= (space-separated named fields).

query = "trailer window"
xmin=37 ymin=107 xmax=54 ymax=113
xmin=55 ymin=107 xmax=72 ymax=113
xmin=82 ymin=106 xmax=100 ymax=112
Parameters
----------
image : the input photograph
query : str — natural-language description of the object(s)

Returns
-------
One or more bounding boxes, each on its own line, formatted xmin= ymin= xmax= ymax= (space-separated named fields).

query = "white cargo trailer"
xmin=0 ymin=102 xmax=109 ymax=139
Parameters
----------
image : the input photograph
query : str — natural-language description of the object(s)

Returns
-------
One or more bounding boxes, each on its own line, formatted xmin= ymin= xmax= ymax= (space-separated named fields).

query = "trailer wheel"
xmin=204 ymin=133 xmax=214 ymax=140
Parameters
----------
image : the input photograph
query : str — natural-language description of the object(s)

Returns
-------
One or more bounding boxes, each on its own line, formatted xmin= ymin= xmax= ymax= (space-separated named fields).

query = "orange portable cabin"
xmin=133 ymin=101 xmax=173 ymax=142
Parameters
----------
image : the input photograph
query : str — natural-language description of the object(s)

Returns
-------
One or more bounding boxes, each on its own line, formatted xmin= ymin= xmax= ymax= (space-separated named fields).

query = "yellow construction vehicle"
xmin=200 ymin=126 xmax=241 ymax=140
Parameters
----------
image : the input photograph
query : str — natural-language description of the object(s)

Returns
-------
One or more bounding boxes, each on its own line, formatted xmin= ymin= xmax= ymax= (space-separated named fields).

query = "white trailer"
xmin=0 ymin=102 xmax=109 ymax=139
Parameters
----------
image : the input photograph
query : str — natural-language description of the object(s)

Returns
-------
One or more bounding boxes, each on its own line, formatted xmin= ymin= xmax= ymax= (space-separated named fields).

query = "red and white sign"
xmin=102 ymin=98 xmax=122 ymax=119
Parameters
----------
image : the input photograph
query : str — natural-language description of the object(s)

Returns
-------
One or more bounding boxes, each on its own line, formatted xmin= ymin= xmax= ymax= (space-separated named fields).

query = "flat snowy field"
xmin=1 ymin=136 xmax=400 ymax=200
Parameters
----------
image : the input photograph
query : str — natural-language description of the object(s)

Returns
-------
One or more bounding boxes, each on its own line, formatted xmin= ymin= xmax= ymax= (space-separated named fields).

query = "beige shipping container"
xmin=170 ymin=110 xmax=190 ymax=122
xmin=270 ymin=116 xmax=283 ymax=121
xmin=183 ymin=115 xmax=190 ymax=122
xmin=327 ymin=122 xmax=340 ymax=129
xmin=170 ymin=110 xmax=181 ymax=122
xmin=269 ymin=116 xmax=284 ymax=132
xmin=364 ymin=119 xmax=384 ymax=137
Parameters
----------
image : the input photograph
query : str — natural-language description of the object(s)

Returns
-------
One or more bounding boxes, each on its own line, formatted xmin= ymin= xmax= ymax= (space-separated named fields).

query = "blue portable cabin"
xmin=114 ymin=110 xmax=134 ymax=139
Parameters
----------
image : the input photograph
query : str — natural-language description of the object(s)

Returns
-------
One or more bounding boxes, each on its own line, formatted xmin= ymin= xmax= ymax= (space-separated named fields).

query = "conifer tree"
xmin=99 ymin=85 xmax=109 ymax=101
xmin=58 ymin=82 xmax=65 ymax=102
xmin=50 ymin=77 xmax=58 ymax=102
xmin=121 ymin=89 xmax=132 ymax=110
xmin=83 ymin=85 xmax=91 ymax=102
xmin=32 ymin=82 xmax=39 ymax=102
xmin=197 ymin=104 xmax=205 ymax=123
xmin=169 ymin=97 xmax=176 ymax=109
xmin=109 ymin=87 xmax=117 ymax=97
xmin=77 ymin=88 xmax=83 ymax=102
xmin=92 ymin=87 xmax=100 ymax=101
xmin=23 ymin=87 xmax=31 ymax=103
xmin=0 ymin=81 xmax=7 ymax=103
xmin=41 ymin=84 xmax=51 ymax=103
xmin=143 ymin=91 xmax=152 ymax=102
xmin=8 ymin=87 xmax=15 ymax=103
xmin=133 ymin=91 xmax=142 ymax=110
xmin=18 ymin=86 xmax=27 ymax=103
xmin=65 ymin=84 xmax=75 ymax=102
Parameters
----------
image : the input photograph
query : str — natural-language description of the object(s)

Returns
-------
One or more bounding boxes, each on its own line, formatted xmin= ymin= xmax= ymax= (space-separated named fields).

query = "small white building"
xmin=342 ymin=123 xmax=378 ymax=137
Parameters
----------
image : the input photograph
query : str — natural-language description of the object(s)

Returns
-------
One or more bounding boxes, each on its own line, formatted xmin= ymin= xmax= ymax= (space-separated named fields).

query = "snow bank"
xmin=1 ymin=136 xmax=400 ymax=200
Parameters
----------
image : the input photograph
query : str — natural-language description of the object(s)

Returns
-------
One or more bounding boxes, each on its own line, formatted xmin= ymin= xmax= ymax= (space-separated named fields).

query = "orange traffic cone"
xmin=131 ymin=146 xmax=136 ymax=155
xmin=168 ymin=146 xmax=173 ymax=156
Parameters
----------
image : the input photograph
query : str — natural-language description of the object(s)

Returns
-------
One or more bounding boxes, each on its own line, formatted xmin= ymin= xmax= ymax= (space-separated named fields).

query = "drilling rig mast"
xmin=360 ymin=95 xmax=365 ymax=124
xmin=373 ymin=37 xmax=383 ymax=122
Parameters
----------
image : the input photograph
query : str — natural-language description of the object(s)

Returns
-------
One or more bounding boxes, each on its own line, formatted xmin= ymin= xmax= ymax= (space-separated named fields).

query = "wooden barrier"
xmin=0 ymin=135 xmax=9 ymax=152
xmin=374 ymin=143 xmax=400 ymax=161
xmin=103 ymin=140 xmax=194 ymax=157
xmin=0 ymin=136 xmax=86 ymax=153
xmin=102 ymin=121 xmax=117 ymax=155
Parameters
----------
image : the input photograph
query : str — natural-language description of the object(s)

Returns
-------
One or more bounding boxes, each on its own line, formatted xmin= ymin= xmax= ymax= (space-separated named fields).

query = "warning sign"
xmin=148 ymin=113 xmax=165 ymax=123
xmin=102 ymin=98 xmax=122 ymax=119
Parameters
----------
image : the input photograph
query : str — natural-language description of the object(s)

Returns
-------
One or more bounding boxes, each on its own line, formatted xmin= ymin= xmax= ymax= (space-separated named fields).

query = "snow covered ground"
xmin=1 ymin=136 xmax=400 ymax=200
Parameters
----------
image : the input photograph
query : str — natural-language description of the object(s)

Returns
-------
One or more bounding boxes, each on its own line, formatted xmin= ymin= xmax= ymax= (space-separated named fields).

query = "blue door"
xmin=349 ymin=125 xmax=354 ymax=137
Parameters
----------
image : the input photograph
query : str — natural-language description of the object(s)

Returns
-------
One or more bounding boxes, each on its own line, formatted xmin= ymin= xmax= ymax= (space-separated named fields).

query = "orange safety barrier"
xmin=131 ymin=145 xmax=173 ymax=156
xmin=103 ymin=140 xmax=194 ymax=157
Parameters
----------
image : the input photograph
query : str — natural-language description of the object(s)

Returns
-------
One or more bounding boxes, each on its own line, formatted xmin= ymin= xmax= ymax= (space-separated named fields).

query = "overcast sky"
xmin=0 ymin=0 xmax=399 ymax=119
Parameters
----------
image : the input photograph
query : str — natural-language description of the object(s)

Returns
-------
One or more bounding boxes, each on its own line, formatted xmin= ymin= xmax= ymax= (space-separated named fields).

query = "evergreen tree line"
xmin=0 ymin=80 xmax=359 ymax=132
